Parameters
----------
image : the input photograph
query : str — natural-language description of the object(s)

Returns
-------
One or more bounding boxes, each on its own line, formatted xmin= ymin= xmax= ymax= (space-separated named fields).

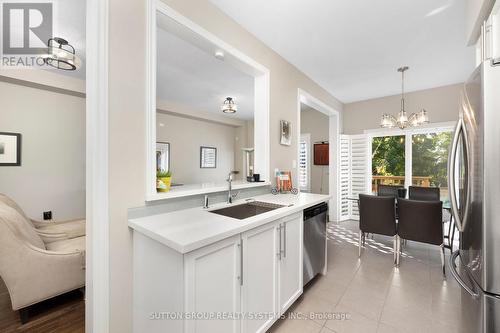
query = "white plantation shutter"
xmin=298 ymin=134 xmax=310 ymax=191
xmin=349 ymin=135 xmax=369 ymax=219
xmin=338 ymin=134 xmax=369 ymax=220
xmin=339 ymin=136 xmax=350 ymax=220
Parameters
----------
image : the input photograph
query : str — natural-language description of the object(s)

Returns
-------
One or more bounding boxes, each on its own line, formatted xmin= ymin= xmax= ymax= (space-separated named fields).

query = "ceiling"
xmin=210 ymin=0 xmax=476 ymax=103
xmin=42 ymin=0 xmax=86 ymax=78
xmin=157 ymin=16 xmax=255 ymax=121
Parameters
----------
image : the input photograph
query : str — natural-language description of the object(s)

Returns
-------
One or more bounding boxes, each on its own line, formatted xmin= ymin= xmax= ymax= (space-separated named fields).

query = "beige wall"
xmin=0 ymin=80 xmax=85 ymax=221
xmin=343 ymin=83 xmax=462 ymax=135
xmin=156 ymin=112 xmax=241 ymax=184
xmin=234 ymin=120 xmax=254 ymax=180
xmin=107 ymin=0 xmax=342 ymax=332
xmin=300 ymin=105 xmax=329 ymax=194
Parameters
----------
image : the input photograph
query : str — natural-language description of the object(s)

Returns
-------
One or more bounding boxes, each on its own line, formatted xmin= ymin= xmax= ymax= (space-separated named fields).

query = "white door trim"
xmin=297 ymin=89 xmax=341 ymax=221
xmin=86 ymin=0 xmax=109 ymax=331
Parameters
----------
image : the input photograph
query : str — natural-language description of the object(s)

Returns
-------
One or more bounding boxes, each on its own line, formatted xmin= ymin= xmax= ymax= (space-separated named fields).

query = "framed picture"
xmin=200 ymin=146 xmax=217 ymax=168
xmin=0 ymin=132 xmax=21 ymax=166
xmin=156 ymin=142 xmax=170 ymax=172
xmin=280 ymin=120 xmax=291 ymax=146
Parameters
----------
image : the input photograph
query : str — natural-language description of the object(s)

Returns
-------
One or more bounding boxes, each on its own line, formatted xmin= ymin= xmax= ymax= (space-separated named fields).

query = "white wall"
xmin=0 ymin=80 xmax=85 ymax=220
xmin=156 ymin=112 xmax=240 ymax=184
xmin=233 ymin=120 xmax=254 ymax=180
xmin=343 ymin=83 xmax=462 ymax=135
xmin=300 ymin=105 xmax=329 ymax=194
xmin=107 ymin=0 xmax=343 ymax=331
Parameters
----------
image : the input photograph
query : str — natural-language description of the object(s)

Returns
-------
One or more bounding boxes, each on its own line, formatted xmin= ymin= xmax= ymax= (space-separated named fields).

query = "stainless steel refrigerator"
xmin=448 ymin=58 xmax=500 ymax=333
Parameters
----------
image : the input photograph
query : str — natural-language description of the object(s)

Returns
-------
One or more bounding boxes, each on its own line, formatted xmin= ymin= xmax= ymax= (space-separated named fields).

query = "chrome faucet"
xmin=227 ymin=171 xmax=239 ymax=204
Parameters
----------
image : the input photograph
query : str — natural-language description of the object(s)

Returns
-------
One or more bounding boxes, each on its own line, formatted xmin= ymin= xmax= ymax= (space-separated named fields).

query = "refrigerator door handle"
xmin=448 ymin=103 xmax=471 ymax=233
xmin=449 ymin=250 xmax=479 ymax=299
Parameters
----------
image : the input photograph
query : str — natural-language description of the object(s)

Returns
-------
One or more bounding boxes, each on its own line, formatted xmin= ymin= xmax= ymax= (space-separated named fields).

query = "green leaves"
xmin=372 ymin=135 xmax=405 ymax=176
xmin=156 ymin=170 xmax=172 ymax=178
xmin=371 ymin=132 xmax=452 ymax=190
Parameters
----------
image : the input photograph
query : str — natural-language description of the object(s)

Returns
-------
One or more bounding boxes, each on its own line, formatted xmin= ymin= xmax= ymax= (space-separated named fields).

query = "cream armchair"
xmin=0 ymin=203 xmax=85 ymax=323
xmin=0 ymin=193 xmax=85 ymax=242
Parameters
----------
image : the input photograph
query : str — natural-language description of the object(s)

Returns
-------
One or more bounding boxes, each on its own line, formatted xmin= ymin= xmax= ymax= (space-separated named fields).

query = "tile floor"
xmin=269 ymin=220 xmax=465 ymax=333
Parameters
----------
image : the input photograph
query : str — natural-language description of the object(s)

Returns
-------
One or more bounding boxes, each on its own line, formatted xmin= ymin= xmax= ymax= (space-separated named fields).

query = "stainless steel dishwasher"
xmin=303 ymin=202 xmax=327 ymax=286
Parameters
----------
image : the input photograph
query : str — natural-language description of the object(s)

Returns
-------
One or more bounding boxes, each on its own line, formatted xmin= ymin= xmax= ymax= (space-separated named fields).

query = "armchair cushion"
xmin=0 ymin=204 xmax=45 ymax=249
xmin=46 ymin=236 xmax=85 ymax=252
xmin=37 ymin=219 xmax=86 ymax=241
xmin=0 ymin=193 xmax=85 ymax=242
xmin=0 ymin=193 xmax=31 ymax=225
xmin=0 ymin=205 xmax=85 ymax=310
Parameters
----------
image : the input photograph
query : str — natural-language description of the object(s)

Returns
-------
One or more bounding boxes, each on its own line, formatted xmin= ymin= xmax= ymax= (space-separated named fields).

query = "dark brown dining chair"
xmin=396 ymin=198 xmax=444 ymax=274
xmin=408 ymin=186 xmax=440 ymax=201
xmin=358 ymin=194 xmax=397 ymax=262
xmin=378 ymin=184 xmax=407 ymax=199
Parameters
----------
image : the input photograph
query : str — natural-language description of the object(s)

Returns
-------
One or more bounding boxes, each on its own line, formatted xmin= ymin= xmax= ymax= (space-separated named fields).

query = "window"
xmin=412 ymin=132 xmax=452 ymax=202
xmin=368 ymin=125 xmax=454 ymax=198
xmin=298 ymin=134 xmax=310 ymax=192
xmin=371 ymin=135 xmax=405 ymax=193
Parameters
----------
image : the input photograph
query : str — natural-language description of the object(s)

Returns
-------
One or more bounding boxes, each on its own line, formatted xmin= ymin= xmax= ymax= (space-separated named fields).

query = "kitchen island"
xmin=129 ymin=192 xmax=330 ymax=333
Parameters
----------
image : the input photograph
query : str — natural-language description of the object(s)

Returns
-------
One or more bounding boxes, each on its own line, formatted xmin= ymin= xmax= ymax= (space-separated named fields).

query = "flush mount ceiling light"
xmin=221 ymin=97 xmax=238 ymax=114
xmin=43 ymin=37 xmax=81 ymax=71
xmin=380 ymin=66 xmax=430 ymax=129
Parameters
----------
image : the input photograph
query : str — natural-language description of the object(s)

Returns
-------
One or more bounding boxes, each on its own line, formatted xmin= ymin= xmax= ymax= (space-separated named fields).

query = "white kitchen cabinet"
xmin=185 ymin=234 xmax=242 ymax=333
xmin=241 ymin=221 xmax=279 ymax=333
xmin=132 ymin=209 xmax=312 ymax=333
xmin=278 ymin=213 xmax=303 ymax=314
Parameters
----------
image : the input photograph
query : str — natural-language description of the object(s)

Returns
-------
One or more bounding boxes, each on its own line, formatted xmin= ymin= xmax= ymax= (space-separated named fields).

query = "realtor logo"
xmin=2 ymin=2 xmax=53 ymax=55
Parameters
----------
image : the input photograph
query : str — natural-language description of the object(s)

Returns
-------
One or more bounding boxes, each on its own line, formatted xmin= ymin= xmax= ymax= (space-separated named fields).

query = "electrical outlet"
xmin=43 ymin=211 xmax=52 ymax=220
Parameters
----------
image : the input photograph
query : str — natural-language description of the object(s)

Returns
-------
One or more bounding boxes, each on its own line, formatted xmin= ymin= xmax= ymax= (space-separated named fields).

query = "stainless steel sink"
xmin=209 ymin=201 xmax=285 ymax=220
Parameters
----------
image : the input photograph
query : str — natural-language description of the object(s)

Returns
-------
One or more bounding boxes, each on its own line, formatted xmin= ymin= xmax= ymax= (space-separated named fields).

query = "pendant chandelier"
xmin=221 ymin=97 xmax=238 ymax=114
xmin=380 ymin=66 xmax=429 ymax=129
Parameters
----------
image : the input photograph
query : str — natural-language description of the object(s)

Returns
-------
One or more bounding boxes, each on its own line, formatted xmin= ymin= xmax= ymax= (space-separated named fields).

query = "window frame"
xmin=365 ymin=121 xmax=456 ymax=192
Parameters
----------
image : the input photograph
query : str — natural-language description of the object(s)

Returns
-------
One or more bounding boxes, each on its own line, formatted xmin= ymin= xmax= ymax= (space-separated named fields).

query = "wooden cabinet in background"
xmin=314 ymin=143 xmax=329 ymax=165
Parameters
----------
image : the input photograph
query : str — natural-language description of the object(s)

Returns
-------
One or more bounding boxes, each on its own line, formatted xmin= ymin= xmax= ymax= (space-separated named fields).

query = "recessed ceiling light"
xmin=214 ymin=50 xmax=225 ymax=60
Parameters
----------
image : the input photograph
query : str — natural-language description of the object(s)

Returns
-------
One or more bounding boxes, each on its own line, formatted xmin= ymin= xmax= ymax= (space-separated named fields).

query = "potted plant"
xmin=156 ymin=170 xmax=172 ymax=192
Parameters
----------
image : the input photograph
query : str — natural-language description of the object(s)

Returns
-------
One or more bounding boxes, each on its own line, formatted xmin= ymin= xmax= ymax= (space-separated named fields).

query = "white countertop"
xmin=146 ymin=180 xmax=271 ymax=201
xmin=129 ymin=193 xmax=330 ymax=254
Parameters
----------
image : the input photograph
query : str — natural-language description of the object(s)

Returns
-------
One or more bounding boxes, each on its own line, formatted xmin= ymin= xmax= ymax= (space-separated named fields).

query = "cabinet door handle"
xmin=277 ymin=225 xmax=282 ymax=260
xmin=283 ymin=223 xmax=287 ymax=258
xmin=239 ymin=241 xmax=243 ymax=286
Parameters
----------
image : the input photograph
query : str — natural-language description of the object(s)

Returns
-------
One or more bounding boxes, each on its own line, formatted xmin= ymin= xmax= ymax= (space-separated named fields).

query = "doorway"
xmin=296 ymin=89 xmax=340 ymax=221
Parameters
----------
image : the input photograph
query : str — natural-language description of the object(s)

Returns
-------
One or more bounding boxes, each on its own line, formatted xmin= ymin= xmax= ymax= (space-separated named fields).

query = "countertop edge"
xmin=129 ymin=194 xmax=330 ymax=254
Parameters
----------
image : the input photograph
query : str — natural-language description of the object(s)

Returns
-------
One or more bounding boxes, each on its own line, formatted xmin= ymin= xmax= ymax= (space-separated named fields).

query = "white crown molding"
xmin=0 ymin=68 xmax=85 ymax=95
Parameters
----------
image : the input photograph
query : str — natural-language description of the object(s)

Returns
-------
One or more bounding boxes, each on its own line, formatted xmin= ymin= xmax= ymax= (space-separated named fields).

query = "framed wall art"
xmin=280 ymin=120 xmax=291 ymax=146
xmin=156 ymin=142 xmax=170 ymax=172
xmin=0 ymin=132 xmax=21 ymax=166
xmin=200 ymin=146 xmax=217 ymax=168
